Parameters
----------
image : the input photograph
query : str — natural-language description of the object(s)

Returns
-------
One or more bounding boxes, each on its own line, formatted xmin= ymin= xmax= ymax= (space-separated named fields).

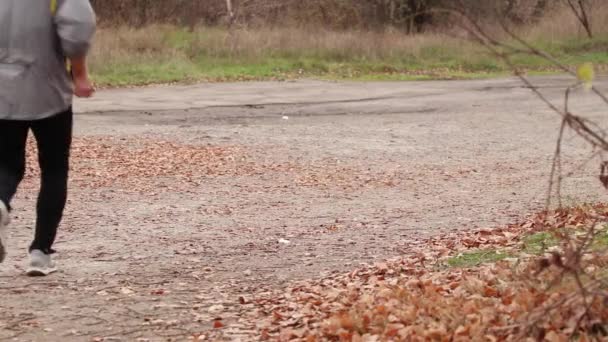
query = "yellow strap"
xmin=50 ymin=0 xmax=68 ymax=71
xmin=50 ymin=0 xmax=57 ymax=15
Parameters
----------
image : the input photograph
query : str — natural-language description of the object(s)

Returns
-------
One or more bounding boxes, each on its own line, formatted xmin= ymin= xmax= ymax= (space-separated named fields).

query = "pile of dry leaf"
xmin=23 ymin=136 xmax=400 ymax=193
xmin=228 ymin=204 xmax=608 ymax=341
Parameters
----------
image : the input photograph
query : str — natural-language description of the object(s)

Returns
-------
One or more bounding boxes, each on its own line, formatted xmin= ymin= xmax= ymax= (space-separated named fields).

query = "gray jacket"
xmin=0 ymin=0 xmax=96 ymax=120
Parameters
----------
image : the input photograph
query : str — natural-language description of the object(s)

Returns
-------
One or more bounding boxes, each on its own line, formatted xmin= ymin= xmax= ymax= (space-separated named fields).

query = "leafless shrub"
xmin=440 ymin=2 xmax=608 ymax=337
xmin=90 ymin=0 xmax=557 ymax=31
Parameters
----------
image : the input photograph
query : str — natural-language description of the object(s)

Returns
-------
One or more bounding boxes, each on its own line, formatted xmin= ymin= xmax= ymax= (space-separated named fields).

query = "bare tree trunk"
xmin=226 ymin=0 xmax=235 ymax=26
xmin=532 ymin=0 xmax=548 ymax=19
xmin=136 ymin=0 xmax=149 ymax=28
xmin=187 ymin=0 xmax=199 ymax=32
xmin=389 ymin=0 xmax=396 ymax=26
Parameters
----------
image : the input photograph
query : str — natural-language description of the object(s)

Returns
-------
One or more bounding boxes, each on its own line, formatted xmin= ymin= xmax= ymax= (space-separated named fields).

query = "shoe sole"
xmin=0 ymin=240 xmax=5 ymax=263
xmin=26 ymin=267 xmax=57 ymax=277
xmin=0 ymin=209 xmax=7 ymax=264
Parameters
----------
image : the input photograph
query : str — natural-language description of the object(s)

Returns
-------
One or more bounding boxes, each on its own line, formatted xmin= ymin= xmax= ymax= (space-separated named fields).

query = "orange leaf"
xmin=386 ymin=328 xmax=399 ymax=338
xmin=339 ymin=331 xmax=353 ymax=342
xmin=545 ymin=331 xmax=568 ymax=342
xmin=260 ymin=329 xmax=270 ymax=341
xmin=455 ymin=325 xmax=469 ymax=336
xmin=376 ymin=305 xmax=387 ymax=315
xmin=362 ymin=315 xmax=371 ymax=329
xmin=483 ymin=286 xmax=500 ymax=298
xmin=339 ymin=314 xmax=355 ymax=331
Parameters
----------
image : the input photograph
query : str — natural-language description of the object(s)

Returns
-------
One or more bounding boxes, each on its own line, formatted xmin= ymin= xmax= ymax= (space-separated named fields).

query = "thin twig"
xmin=547 ymin=118 xmax=568 ymax=209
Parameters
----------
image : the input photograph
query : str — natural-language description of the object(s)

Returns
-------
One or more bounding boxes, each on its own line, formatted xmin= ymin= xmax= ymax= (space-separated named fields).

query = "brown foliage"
xmin=241 ymin=205 xmax=608 ymax=341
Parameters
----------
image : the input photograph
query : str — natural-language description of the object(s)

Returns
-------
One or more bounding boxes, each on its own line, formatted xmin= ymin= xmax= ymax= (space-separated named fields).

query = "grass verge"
xmin=91 ymin=14 xmax=608 ymax=87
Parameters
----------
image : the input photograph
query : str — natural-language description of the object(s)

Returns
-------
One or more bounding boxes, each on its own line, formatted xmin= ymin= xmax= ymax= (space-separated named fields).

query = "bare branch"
xmin=547 ymin=117 xmax=568 ymax=209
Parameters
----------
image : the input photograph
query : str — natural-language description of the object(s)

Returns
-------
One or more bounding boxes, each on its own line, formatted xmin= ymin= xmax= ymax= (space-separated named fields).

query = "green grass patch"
xmin=446 ymin=250 xmax=511 ymax=268
xmin=592 ymin=229 xmax=608 ymax=250
xmin=445 ymin=230 xmax=608 ymax=269
xmin=520 ymin=229 xmax=608 ymax=254
xmin=92 ymin=61 xmax=201 ymax=86
xmin=523 ymin=232 xmax=560 ymax=255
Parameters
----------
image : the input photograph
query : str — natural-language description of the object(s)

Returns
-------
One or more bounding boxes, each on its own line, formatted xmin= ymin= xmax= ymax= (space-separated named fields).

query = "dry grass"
xmin=89 ymin=4 xmax=608 ymax=86
xmin=525 ymin=0 xmax=608 ymax=41
xmin=91 ymin=26 xmax=470 ymax=63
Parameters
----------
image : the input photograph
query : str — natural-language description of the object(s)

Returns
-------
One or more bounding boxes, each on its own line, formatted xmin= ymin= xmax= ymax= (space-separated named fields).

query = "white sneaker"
xmin=0 ymin=201 xmax=9 ymax=263
xmin=26 ymin=250 xmax=57 ymax=276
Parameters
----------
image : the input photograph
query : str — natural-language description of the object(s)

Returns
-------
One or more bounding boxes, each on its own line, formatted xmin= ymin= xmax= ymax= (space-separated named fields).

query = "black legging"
xmin=0 ymin=109 xmax=72 ymax=254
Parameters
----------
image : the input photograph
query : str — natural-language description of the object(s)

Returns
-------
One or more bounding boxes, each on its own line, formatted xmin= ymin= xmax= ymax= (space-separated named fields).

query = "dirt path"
xmin=1 ymin=76 xmax=607 ymax=341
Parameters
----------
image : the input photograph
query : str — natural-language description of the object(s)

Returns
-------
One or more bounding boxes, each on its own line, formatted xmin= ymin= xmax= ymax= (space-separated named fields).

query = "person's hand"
xmin=73 ymin=76 xmax=95 ymax=98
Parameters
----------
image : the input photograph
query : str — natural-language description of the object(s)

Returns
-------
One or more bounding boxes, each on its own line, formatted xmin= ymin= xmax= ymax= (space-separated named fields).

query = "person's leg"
xmin=0 ymin=120 xmax=29 ymax=263
xmin=0 ymin=120 xmax=29 ymax=209
xmin=29 ymin=109 xmax=73 ymax=255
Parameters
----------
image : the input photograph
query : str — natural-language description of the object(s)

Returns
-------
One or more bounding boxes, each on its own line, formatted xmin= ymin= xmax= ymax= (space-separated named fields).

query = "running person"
xmin=0 ymin=0 xmax=96 ymax=276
